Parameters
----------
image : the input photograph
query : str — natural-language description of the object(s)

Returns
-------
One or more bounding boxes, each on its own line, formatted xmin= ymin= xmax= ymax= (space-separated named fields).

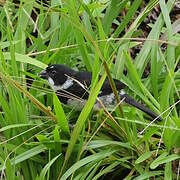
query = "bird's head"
xmin=39 ymin=64 xmax=75 ymax=90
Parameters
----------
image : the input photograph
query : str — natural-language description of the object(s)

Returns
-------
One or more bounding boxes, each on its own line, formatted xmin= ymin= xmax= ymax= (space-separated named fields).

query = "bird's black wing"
xmin=100 ymin=78 xmax=126 ymax=96
xmin=57 ymin=70 xmax=126 ymax=102
xmin=56 ymin=71 xmax=92 ymax=103
xmin=73 ymin=72 xmax=126 ymax=97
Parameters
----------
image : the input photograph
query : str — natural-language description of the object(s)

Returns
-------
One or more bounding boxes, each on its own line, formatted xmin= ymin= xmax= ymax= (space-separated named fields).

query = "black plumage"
xmin=39 ymin=64 xmax=162 ymax=121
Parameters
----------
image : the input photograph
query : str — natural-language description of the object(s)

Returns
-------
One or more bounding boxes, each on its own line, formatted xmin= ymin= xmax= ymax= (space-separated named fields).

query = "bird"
xmin=39 ymin=64 xmax=162 ymax=121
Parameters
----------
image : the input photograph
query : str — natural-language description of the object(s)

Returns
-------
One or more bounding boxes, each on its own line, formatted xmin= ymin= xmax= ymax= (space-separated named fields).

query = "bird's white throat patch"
xmin=48 ymin=77 xmax=55 ymax=86
xmin=48 ymin=77 xmax=73 ymax=91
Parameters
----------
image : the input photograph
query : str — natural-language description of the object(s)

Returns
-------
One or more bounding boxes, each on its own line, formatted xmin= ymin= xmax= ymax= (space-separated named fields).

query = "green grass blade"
xmin=159 ymin=71 xmax=174 ymax=114
xmin=53 ymin=93 xmax=70 ymax=135
xmin=39 ymin=153 xmax=62 ymax=180
xmin=134 ymin=0 xmax=176 ymax=76
xmin=150 ymin=153 xmax=180 ymax=169
xmin=61 ymin=150 xmax=116 ymax=180
xmin=60 ymin=73 xmax=107 ymax=175
xmin=134 ymin=171 xmax=163 ymax=180
xmin=160 ymin=0 xmax=175 ymax=70
xmin=102 ymin=0 xmax=128 ymax=35
xmin=123 ymin=50 xmax=160 ymax=110
xmin=151 ymin=42 xmax=159 ymax=99
xmin=113 ymin=0 xmax=142 ymax=38
xmin=3 ymin=52 xmax=47 ymax=69
xmin=135 ymin=151 xmax=154 ymax=164
xmin=0 ymin=145 xmax=47 ymax=171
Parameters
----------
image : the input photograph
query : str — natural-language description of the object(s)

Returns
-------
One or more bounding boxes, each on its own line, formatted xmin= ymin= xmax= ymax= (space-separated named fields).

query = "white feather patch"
xmin=48 ymin=77 xmax=55 ymax=86
xmin=119 ymin=89 xmax=125 ymax=95
xmin=48 ymin=77 xmax=73 ymax=91
xmin=60 ymin=78 xmax=73 ymax=90
xmin=99 ymin=93 xmax=115 ymax=105
xmin=67 ymin=99 xmax=86 ymax=110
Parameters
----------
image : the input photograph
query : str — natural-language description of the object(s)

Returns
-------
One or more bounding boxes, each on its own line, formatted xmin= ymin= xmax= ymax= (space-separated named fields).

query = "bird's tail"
xmin=121 ymin=94 xmax=162 ymax=121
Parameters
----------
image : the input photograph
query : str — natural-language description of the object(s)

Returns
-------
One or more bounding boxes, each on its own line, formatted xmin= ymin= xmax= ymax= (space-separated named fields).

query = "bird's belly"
xmin=64 ymin=93 xmax=117 ymax=111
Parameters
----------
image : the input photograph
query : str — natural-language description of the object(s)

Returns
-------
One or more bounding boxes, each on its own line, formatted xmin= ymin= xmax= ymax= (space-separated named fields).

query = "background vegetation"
xmin=0 ymin=0 xmax=180 ymax=179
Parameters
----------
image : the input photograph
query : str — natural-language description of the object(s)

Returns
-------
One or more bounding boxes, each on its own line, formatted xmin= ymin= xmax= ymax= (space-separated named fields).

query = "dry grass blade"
xmin=0 ymin=72 xmax=57 ymax=123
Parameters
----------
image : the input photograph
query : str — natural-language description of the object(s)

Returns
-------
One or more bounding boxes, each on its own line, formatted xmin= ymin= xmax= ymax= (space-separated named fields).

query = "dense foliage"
xmin=0 ymin=0 xmax=180 ymax=179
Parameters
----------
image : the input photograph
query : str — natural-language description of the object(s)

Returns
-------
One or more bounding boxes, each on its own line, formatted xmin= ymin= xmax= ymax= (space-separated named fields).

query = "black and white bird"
xmin=39 ymin=64 xmax=161 ymax=121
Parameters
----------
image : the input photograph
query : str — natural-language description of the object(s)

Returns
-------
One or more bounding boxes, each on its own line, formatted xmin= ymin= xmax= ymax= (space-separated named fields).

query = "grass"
xmin=0 ymin=0 xmax=180 ymax=179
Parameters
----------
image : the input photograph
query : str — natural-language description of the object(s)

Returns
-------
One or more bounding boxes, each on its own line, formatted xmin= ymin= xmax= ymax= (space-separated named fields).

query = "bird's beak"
xmin=39 ymin=69 xmax=48 ymax=79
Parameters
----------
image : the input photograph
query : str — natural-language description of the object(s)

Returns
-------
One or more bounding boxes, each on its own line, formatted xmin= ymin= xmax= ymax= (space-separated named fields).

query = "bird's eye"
xmin=51 ymin=70 xmax=56 ymax=76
